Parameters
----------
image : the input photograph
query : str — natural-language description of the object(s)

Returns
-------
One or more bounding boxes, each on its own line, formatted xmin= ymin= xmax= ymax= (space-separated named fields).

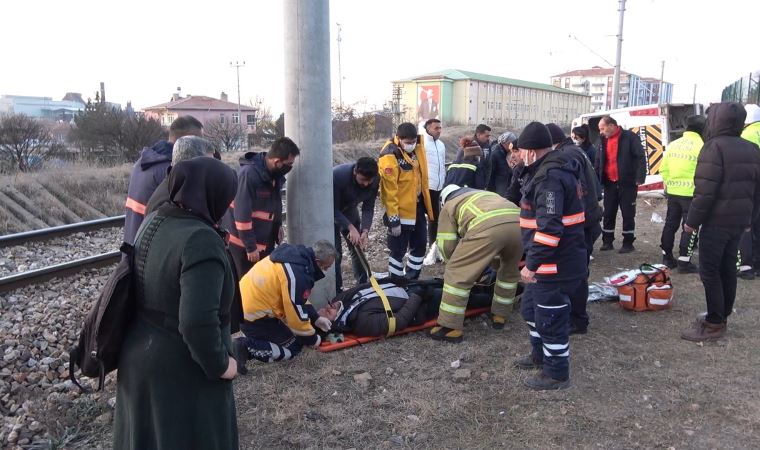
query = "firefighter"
xmin=513 ymin=122 xmax=587 ymax=390
xmin=428 ymin=185 xmax=522 ymax=342
xmin=378 ymin=123 xmax=435 ymax=279
xmin=659 ymin=115 xmax=705 ymax=273
xmin=222 ymin=137 xmax=300 ymax=282
xmin=232 ymin=241 xmax=336 ymax=373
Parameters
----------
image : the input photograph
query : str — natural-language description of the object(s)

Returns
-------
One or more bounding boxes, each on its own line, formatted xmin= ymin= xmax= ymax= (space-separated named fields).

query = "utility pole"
xmin=336 ymin=22 xmax=343 ymax=108
xmin=611 ymin=0 xmax=626 ymax=110
xmin=659 ymin=60 xmax=665 ymax=104
xmin=230 ymin=61 xmax=245 ymax=124
xmin=284 ymin=0 xmax=334 ymax=306
xmin=693 ymin=84 xmax=697 ymax=105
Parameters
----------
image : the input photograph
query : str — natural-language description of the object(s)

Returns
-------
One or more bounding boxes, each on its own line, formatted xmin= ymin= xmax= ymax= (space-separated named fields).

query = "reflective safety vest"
xmin=660 ymin=131 xmax=703 ymax=197
xmin=742 ymin=122 xmax=760 ymax=148
xmin=436 ymin=189 xmax=520 ymax=262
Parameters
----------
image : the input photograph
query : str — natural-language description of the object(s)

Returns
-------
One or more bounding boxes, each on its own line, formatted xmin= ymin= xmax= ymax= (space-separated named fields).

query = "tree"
xmin=0 ymin=113 xmax=60 ymax=172
xmin=204 ymin=118 xmax=246 ymax=152
xmin=120 ymin=115 xmax=165 ymax=160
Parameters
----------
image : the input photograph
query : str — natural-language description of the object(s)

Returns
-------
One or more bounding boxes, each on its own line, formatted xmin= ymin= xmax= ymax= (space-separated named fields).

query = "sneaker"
xmin=619 ymin=243 xmax=635 ymax=254
xmin=491 ymin=314 xmax=507 ymax=330
xmin=662 ymin=254 xmax=677 ymax=269
xmin=429 ymin=326 xmax=463 ymax=343
xmin=232 ymin=338 xmax=249 ymax=375
xmin=738 ymin=269 xmax=755 ymax=281
xmin=677 ymin=261 xmax=699 ymax=274
xmin=524 ymin=372 xmax=570 ymax=390
xmin=600 ymin=242 xmax=614 ymax=251
xmin=680 ymin=319 xmax=726 ymax=342
xmin=513 ymin=354 xmax=543 ymax=370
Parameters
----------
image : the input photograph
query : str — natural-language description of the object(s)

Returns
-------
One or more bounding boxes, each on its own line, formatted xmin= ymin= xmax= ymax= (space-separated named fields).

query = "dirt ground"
xmin=222 ymin=197 xmax=760 ymax=450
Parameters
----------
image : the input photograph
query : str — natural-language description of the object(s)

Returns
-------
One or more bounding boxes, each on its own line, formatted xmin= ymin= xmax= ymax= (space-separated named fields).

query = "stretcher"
xmin=317 ymin=306 xmax=490 ymax=353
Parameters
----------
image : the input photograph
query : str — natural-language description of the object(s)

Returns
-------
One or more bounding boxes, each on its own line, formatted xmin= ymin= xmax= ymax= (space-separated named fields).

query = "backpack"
xmin=69 ymin=213 xmax=162 ymax=391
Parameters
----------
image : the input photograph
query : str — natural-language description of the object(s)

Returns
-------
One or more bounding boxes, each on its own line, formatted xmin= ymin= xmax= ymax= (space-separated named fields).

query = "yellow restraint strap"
xmin=369 ymin=276 xmax=396 ymax=336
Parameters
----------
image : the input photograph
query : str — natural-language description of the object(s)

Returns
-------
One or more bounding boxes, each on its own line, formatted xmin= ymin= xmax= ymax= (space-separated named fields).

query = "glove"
xmin=389 ymin=225 xmax=402 ymax=237
xmin=315 ymin=317 xmax=332 ymax=332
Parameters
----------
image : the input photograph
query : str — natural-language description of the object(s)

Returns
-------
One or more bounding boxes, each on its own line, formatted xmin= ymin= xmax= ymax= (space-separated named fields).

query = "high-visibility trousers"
xmin=437 ymin=222 xmax=522 ymax=330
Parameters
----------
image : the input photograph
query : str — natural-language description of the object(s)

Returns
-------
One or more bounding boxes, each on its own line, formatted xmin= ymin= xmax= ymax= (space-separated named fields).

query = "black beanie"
xmin=546 ymin=123 xmax=567 ymax=145
xmin=517 ymin=122 xmax=553 ymax=150
xmin=397 ymin=122 xmax=417 ymax=140
xmin=686 ymin=115 xmax=706 ymax=134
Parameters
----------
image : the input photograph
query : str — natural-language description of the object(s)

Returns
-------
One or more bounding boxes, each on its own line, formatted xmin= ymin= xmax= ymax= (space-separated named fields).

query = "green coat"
xmin=113 ymin=207 xmax=238 ymax=450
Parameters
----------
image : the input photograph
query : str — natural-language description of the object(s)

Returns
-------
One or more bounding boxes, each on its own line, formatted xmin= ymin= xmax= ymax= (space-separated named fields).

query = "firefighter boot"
xmin=429 ymin=326 xmax=463 ymax=343
xmin=524 ymin=372 xmax=570 ymax=391
xmin=491 ymin=314 xmax=507 ymax=330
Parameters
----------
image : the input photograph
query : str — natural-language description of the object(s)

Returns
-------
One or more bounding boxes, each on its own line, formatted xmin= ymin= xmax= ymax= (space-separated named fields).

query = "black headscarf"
xmin=168 ymin=157 xmax=237 ymax=225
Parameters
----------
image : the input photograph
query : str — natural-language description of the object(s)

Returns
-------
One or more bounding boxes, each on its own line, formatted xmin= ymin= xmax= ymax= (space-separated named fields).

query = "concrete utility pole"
xmin=336 ymin=22 xmax=343 ymax=108
xmin=230 ymin=61 xmax=245 ymax=124
xmin=611 ymin=0 xmax=626 ymax=109
xmin=693 ymin=84 xmax=697 ymax=105
xmin=284 ymin=0 xmax=335 ymax=306
xmin=659 ymin=60 xmax=665 ymax=103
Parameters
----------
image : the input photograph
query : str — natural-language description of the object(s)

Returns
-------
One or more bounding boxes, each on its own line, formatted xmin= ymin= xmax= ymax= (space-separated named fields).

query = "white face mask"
xmin=402 ymin=143 xmax=416 ymax=152
xmin=573 ymin=139 xmax=583 ymax=146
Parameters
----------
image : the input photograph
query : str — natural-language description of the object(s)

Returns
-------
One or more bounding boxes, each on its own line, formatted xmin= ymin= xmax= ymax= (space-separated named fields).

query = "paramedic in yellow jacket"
xmin=379 ymin=122 xmax=435 ymax=279
xmin=430 ymin=184 xmax=523 ymax=343
xmin=232 ymin=241 xmax=336 ymax=374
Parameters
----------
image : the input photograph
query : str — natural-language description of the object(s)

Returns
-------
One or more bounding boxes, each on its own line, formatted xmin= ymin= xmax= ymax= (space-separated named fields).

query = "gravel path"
xmin=0 ymin=228 xmax=122 ymax=277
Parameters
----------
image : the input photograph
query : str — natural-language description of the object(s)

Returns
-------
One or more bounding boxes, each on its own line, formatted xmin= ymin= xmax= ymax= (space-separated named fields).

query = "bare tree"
xmin=0 ymin=113 xmax=60 ymax=172
xmin=120 ymin=116 xmax=166 ymax=160
xmin=204 ymin=118 xmax=246 ymax=152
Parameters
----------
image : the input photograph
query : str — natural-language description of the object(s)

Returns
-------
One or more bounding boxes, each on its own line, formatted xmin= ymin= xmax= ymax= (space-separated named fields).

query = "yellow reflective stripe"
xmin=439 ymin=301 xmax=466 ymax=315
xmin=470 ymin=208 xmax=520 ymax=228
xmin=443 ymin=283 xmax=470 ymax=298
xmin=458 ymin=192 xmax=492 ymax=223
xmin=496 ymin=280 xmax=518 ymax=290
xmin=436 ymin=232 xmax=458 ymax=240
xmin=493 ymin=294 xmax=514 ymax=305
xmin=448 ymin=163 xmax=477 ymax=171
xmin=370 ymin=276 xmax=396 ymax=336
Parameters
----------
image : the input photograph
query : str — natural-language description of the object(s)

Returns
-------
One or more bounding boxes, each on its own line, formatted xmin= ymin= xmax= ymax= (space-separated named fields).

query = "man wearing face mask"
xmin=227 ymin=137 xmax=300 ymax=283
xmin=379 ymin=123 xmax=435 ymax=279
xmin=232 ymin=240 xmax=336 ymax=372
xmin=513 ymin=122 xmax=587 ymax=390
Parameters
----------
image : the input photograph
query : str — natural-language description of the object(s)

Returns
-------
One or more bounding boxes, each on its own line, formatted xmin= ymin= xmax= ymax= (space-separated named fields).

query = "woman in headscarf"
xmin=113 ymin=157 xmax=240 ymax=450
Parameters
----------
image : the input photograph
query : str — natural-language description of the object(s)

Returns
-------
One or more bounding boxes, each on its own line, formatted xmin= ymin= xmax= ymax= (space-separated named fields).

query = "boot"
xmin=404 ymin=268 xmax=422 ymax=280
xmin=513 ymin=354 xmax=543 ymax=370
xmin=569 ymin=323 xmax=588 ymax=335
xmin=232 ymin=338 xmax=249 ymax=375
xmin=677 ymin=261 xmax=699 ymax=274
xmin=662 ymin=253 xmax=677 ymax=269
xmin=619 ymin=243 xmax=635 ymax=254
xmin=600 ymin=241 xmax=614 ymax=251
xmin=524 ymin=372 xmax=570 ymax=390
xmin=491 ymin=314 xmax=507 ymax=330
xmin=429 ymin=326 xmax=463 ymax=343
xmin=680 ymin=319 xmax=726 ymax=342
xmin=738 ymin=269 xmax=755 ymax=281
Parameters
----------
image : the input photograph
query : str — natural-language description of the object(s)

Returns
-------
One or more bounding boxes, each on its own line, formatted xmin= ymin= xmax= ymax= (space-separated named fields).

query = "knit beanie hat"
xmin=545 ymin=123 xmax=567 ymax=145
xmin=516 ymin=122 xmax=553 ymax=150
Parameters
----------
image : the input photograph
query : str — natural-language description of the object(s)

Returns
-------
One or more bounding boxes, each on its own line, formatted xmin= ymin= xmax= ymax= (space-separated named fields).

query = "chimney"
xmin=221 ymin=91 xmax=228 ymax=102
xmin=171 ymin=93 xmax=180 ymax=101
xmin=100 ymin=82 xmax=106 ymax=104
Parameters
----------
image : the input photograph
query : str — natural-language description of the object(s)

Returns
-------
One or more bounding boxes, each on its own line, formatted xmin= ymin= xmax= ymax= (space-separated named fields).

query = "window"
xmin=232 ymin=113 xmax=240 ymax=124
xmin=247 ymin=114 xmax=255 ymax=125
xmin=565 ymin=78 xmax=570 ymax=88
xmin=219 ymin=114 xmax=225 ymax=124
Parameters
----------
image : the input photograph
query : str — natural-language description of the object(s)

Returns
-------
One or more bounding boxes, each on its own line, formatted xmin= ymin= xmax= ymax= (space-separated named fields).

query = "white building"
xmin=551 ymin=66 xmax=673 ymax=112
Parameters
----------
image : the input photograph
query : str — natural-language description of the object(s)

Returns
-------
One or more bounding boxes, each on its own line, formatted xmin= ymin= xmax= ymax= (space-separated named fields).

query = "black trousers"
xmin=660 ymin=194 xmax=697 ymax=259
xmin=387 ymin=202 xmax=427 ymax=279
xmin=602 ymin=182 xmax=638 ymax=244
xmin=738 ymin=214 xmax=760 ymax=268
xmin=428 ymin=189 xmax=441 ymax=244
xmin=698 ymin=226 xmax=743 ymax=324
xmin=334 ymin=221 xmax=367 ymax=293
xmin=570 ymin=223 xmax=602 ymax=330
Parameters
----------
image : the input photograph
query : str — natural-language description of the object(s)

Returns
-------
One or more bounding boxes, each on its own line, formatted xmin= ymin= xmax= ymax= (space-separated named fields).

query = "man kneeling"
xmin=232 ymin=241 xmax=336 ymax=374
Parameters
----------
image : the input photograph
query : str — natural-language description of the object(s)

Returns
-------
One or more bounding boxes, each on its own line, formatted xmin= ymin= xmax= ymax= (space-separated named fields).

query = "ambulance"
xmin=572 ymin=103 xmax=704 ymax=194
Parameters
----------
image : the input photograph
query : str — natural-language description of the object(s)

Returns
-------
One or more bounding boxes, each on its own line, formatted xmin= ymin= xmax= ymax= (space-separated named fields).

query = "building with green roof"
xmin=393 ymin=69 xmax=590 ymax=129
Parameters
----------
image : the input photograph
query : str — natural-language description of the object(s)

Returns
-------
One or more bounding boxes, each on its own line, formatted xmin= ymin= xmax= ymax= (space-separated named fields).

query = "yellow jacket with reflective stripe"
xmin=378 ymin=137 xmax=434 ymax=226
xmin=742 ymin=122 xmax=760 ymax=148
xmin=660 ymin=131 xmax=703 ymax=197
xmin=436 ymin=189 xmax=520 ymax=261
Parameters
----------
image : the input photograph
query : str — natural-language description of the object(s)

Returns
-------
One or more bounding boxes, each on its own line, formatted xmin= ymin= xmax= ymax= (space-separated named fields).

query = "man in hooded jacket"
xmin=681 ymin=102 xmax=760 ymax=342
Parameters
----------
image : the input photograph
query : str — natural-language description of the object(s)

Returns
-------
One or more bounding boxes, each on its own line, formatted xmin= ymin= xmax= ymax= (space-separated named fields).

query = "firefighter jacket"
xmin=378 ymin=136 xmax=434 ymax=227
xmin=660 ymin=131 xmax=703 ymax=197
xmin=742 ymin=121 xmax=760 ymax=148
xmin=436 ymin=188 xmax=520 ymax=262
xmin=446 ymin=143 xmax=493 ymax=191
xmin=239 ymin=244 xmax=323 ymax=346
xmin=123 ymin=140 xmax=173 ymax=245
xmin=519 ymin=151 xmax=588 ymax=282
xmin=556 ymin=138 xmax=603 ymax=226
xmin=228 ymin=152 xmax=285 ymax=254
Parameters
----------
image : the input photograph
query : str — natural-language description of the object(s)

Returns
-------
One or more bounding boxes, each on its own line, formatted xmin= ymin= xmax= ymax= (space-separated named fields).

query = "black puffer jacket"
xmin=598 ymin=128 xmax=647 ymax=185
xmin=686 ymin=102 xmax=760 ymax=229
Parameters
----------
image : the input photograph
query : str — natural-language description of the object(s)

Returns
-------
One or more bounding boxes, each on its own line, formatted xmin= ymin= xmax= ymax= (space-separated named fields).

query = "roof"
xmin=144 ymin=95 xmax=257 ymax=112
xmin=395 ymin=69 xmax=588 ymax=96
xmin=552 ymin=67 xmax=625 ymax=78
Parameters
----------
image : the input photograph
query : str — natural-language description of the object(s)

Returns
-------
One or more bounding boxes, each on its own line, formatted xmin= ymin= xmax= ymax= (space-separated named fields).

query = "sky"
xmin=2 ymin=0 xmax=759 ymax=116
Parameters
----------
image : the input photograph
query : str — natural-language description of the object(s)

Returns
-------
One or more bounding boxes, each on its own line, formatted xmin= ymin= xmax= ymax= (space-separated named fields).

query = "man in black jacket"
xmin=333 ymin=157 xmax=379 ymax=292
xmin=597 ymin=116 xmax=647 ymax=253
xmin=489 ymin=132 xmax=518 ymax=198
xmin=681 ymin=103 xmax=760 ymax=342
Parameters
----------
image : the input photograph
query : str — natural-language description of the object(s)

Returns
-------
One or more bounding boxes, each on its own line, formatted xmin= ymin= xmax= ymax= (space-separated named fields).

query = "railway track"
xmin=0 ymin=216 xmax=124 ymax=293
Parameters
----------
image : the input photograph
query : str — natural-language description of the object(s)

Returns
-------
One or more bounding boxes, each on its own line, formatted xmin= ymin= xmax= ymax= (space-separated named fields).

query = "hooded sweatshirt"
xmin=239 ymin=244 xmax=323 ymax=346
xmin=686 ymin=102 xmax=760 ymax=229
xmin=123 ymin=140 xmax=173 ymax=245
